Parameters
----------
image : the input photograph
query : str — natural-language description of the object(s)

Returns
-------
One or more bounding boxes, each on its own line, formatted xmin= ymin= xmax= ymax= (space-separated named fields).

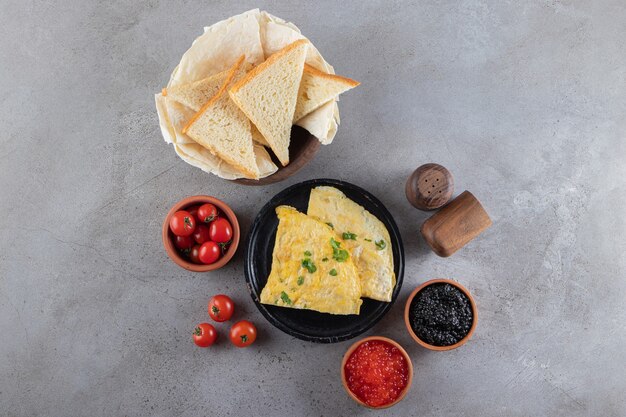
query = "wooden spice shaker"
xmin=405 ymin=163 xmax=454 ymax=210
xmin=421 ymin=191 xmax=492 ymax=257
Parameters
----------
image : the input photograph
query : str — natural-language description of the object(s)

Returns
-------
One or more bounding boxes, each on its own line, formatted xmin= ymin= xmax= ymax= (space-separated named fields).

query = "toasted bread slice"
xmin=228 ymin=39 xmax=309 ymax=166
xmin=163 ymin=70 xmax=229 ymax=112
xmin=182 ymin=56 xmax=260 ymax=179
xmin=294 ymin=64 xmax=360 ymax=122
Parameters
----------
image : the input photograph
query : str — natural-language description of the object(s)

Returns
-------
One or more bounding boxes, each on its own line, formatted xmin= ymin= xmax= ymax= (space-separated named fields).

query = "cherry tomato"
xmin=174 ymin=235 xmax=194 ymax=250
xmin=230 ymin=320 xmax=257 ymax=347
xmin=193 ymin=225 xmax=211 ymax=245
xmin=193 ymin=323 xmax=217 ymax=347
xmin=189 ymin=245 xmax=202 ymax=264
xmin=209 ymin=218 xmax=233 ymax=243
xmin=197 ymin=203 xmax=219 ymax=223
xmin=198 ymin=241 xmax=221 ymax=264
xmin=187 ymin=205 xmax=201 ymax=222
xmin=208 ymin=295 xmax=234 ymax=322
xmin=170 ymin=210 xmax=196 ymax=237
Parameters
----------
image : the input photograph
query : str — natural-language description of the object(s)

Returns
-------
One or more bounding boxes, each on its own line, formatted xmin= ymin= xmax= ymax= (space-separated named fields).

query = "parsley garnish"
xmin=330 ymin=238 xmax=349 ymax=262
xmin=326 ymin=222 xmax=334 ymax=229
xmin=375 ymin=239 xmax=387 ymax=250
xmin=297 ymin=276 xmax=304 ymax=285
xmin=322 ymin=257 xmax=328 ymax=262
xmin=280 ymin=291 xmax=292 ymax=305
xmin=329 ymin=269 xmax=338 ymax=276
xmin=342 ymin=232 xmax=357 ymax=240
xmin=304 ymin=250 xmax=312 ymax=257
xmin=364 ymin=238 xmax=372 ymax=242
xmin=302 ymin=258 xmax=317 ymax=273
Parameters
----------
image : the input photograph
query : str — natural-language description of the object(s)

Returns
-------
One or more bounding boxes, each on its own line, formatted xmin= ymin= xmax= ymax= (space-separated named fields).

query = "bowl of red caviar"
xmin=341 ymin=336 xmax=413 ymax=409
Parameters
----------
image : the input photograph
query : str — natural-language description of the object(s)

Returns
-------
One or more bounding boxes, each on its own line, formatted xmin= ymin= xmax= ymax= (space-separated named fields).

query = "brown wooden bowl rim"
xmin=403 ymin=279 xmax=478 ymax=351
xmin=340 ymin=336 xmax=414 ymax=409
xmin=161 ymin=195 xmax=240 ymax=272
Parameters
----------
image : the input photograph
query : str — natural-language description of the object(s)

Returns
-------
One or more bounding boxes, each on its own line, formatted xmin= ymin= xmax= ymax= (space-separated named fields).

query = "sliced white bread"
xmin=293 ymin=64 xmax=360 ymax=122
xmin=182 ymin=56 xmax=260 ymax=179
xmin=250 ymin=123 xmax=270 ymax=147
xmin=163 ymin=69 xmax=229 ymax=112
xmin=228 ymin=39 xmax=309 ymax=166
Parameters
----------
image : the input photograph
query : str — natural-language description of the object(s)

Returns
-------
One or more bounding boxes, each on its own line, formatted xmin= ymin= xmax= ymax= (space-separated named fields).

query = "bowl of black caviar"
xmin=404 ymin=279 xmax=477 ymax=351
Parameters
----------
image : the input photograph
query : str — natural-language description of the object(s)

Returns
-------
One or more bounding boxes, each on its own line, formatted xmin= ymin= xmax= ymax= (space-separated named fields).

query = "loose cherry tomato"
xmin=187 ymin=205 xmax=201 ymax=222
xmin=193 ymin=225 xmax=211 ymax=245
xmin=209 ymin=218 xmax=232 ymax=243
xmin=170 ymin=210 xmax=196 ymax=237
xmin=208 ymin=295 xmax=234 ymax=322
xmin=230 ymin=320 xmax=257 ymax=347
xmin=174 ymin=235 xmax=194 ymax=250
xmin=198 ymin=241 xmax=221 ymax=264
xmin=193 ymin=323 xmax=217 ymax=347
xmin=198 ymin=203 xmax=219 ymax=223
xmin=189 ymin=245 xmax=202 ymax=264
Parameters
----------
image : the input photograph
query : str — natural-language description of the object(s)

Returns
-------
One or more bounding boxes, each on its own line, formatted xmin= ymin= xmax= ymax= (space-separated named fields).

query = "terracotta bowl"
xmin=233 ymin=126 xmax=320 ymax=185
xmin=162 ymin=195 xmax=240 ymax=272
xmin=404 ymin=279 xmax=477 ymax=351
xmin=340 ymin=336 xmax=413 ymax=409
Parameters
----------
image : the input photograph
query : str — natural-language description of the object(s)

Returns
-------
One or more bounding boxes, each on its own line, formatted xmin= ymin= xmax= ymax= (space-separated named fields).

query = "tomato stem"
xmin=194 ymin=327 xmax=202 ymax=336
xmin=240 ymin=334 xmax=248 ymax=343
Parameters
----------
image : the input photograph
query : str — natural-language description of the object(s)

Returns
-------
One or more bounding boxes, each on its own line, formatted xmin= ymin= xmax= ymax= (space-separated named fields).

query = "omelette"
xmin=307 ymin=186 xmax=396 ymax=302
xmin=260 ymin=206 xmax=363 ymax=315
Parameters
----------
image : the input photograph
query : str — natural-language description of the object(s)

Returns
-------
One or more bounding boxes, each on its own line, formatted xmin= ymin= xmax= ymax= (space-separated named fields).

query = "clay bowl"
xmin=404 ymin=279 xmax=477 ymax=351
xmin=162 ymin=195 xmax=240 ymax=272
xmin=341 ymin=336 xmax=413 ymax=409
xmin=233 ymin=126 xmax=320 ymax=185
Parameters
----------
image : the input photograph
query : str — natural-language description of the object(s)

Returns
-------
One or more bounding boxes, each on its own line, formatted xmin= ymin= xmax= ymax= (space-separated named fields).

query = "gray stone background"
xmin=1 ymin=1 xmax=625 ymax=416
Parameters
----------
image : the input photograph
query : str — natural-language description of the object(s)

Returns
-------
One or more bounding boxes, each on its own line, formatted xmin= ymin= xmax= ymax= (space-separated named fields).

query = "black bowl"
xmin=244 ymin=179 xmax=405 ymax=343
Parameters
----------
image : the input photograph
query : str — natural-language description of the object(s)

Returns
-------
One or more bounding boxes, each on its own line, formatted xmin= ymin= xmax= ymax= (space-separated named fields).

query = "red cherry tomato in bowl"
xmin=208 ymin=295 xmax=234 ymax=322
xmin=198 ymin=241 xmax=221 ymax=264
xmin=230 ymin=320 xmax=257 ymax=347
xmin=170 ymin=210 xmax=196 ymax=237
xmin=193 ymin=323 xmax=217 ymax=347
xmin=174 ymin=235 xmax=194 ymax=250
xmin=189 ymin=244 xmax=202 ymax=264
xmin=187 ymin=205 xmax=201 ymax=223
xmin=198 ymin=203 xmax=219 ymax=224
xmin=193 ymin=225 xmax=211 ymax=245
xmin=209 ymin=218 xmax=233 ymax=243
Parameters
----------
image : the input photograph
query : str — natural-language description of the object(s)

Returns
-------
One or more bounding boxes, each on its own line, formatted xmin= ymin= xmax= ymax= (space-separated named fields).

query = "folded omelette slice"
xmin=260 ymin=206 xmax=363 ymax=315
xmin=307 ymin=186 xmax=396 ymax=302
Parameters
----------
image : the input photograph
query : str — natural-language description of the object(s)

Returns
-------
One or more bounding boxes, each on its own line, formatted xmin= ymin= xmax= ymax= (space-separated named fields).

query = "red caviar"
xmin=344 ymin=340 xmax=409 ymax=407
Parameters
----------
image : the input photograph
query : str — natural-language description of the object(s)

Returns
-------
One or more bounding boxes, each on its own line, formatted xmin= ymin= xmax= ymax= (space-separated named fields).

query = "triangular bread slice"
xmin=182 ymin=56 xmax=260 ymax=179
xmin=228 ymin=39 xmax=309 ymax=166
xmin=162 ymin=69 xmax=229 ymax=112
xmin=293 ymin=64 xmax=360 ymax=122
xmin=260 ymin=206 xmax=363 ymax=315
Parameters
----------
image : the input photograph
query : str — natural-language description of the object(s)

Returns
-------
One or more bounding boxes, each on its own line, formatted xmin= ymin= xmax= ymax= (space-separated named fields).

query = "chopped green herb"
xmin=330 ymin=238 xmax=341 ymax=249
xmin=304 ymin=250 xmax=312 ymax=257
xmin=375 ymin=239 xmax=387 ymax=250
xmin=302 ymin=258 xmax=317 ymax=273
xmin=280 ymin=291 xmax=292 ymax=305
xmin=342 ymin=232 xmax=357 ymax=240
xmin=326 ymin=222 xmax=334 ymax=229
xmin=332 ymin=248 xmax=349 ymax=262
xmin=364 ymin=238 xmax=372 ymax=242
xmin=297 ymin=276 xmax=304 ymax=285
xmin=329 ymin=268 xmax=338 ymax=276
xmin=322 ymin=257 xmax=329 ymax=262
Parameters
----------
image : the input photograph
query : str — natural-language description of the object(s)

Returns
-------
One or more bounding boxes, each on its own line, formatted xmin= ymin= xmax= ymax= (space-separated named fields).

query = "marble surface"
xmin=1 ymin=1 xmax=625 ymax=416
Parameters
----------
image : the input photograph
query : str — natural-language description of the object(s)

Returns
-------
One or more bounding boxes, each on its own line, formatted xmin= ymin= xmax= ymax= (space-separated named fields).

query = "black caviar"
xmin=409 ymin=283 xmax=473 ymax=346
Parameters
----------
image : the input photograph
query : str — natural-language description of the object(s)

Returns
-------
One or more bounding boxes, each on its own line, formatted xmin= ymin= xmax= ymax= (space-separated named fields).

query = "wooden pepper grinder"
xmin=405 ymin=163 xmax=454 ymax=210
xmin=421 ymin=190 xmax=492 ymax=257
